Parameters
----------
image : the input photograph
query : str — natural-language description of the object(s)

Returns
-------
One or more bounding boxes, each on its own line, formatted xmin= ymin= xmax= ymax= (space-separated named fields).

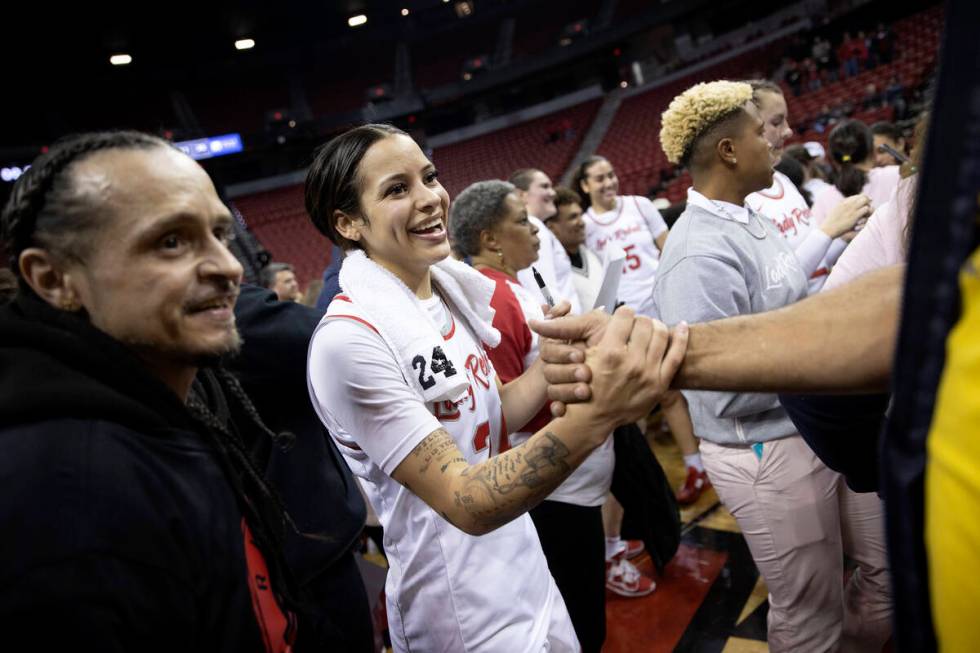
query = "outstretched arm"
xmin=532 ymin=264 xmax=902 ymax=409
xmin=392 ymin=309 xmax=688 ymax=535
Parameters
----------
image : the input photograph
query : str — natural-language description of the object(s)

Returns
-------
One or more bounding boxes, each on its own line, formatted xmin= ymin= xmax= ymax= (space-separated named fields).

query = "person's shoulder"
xmin=321 ymin=295 xmax=381 ymax=338
xmin=872 ymin=165 xmax=901 ymax=183
xmin=666 ymin=206 xmax=746 ymax=258
xmin=490 ymin=276 xmax=529 ymax=324
xmin=0 ymin=418 xmax=230 ymax=551
xmin=310 ymin=298 xmax=399 ymax=387
xmin=813 ymin=182 xmax=844 ymax=205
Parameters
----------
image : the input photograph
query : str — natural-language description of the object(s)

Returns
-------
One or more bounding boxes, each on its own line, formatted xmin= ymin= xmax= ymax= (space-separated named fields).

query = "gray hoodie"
xmin=651 ymin=191 xmax=808 ymax=445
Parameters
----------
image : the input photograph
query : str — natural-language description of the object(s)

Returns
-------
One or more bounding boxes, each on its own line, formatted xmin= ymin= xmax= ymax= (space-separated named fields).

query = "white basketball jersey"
xmin=747 ymin=171 xmax=832 ymax=293
xmin=583 ymin=195 xmax=668 ymax=317
xmin=307 ymin=294 xmax=572 ymax=652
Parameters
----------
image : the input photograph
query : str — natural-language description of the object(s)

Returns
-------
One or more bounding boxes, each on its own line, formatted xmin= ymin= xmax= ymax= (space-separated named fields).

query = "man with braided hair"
xmin=0 ymin=131 xmax=316 ymax=651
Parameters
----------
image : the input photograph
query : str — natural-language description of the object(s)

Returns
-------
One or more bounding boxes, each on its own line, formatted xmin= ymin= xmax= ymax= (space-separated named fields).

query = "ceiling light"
xmin=110 ymin=54 xmax=132 ymax=66
xmin=235 ymin=38 xmax=255 ymax=50
xmin=401 ymin=8 xmax=409 ymax=16
xmin=348 ymin=14 xmax=367 ymax=27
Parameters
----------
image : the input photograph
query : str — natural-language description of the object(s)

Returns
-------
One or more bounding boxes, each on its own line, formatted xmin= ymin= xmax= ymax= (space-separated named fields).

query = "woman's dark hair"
xmin=774 ymin=155 xmax=813 ymax=206
xmin=572 ymin=155 xmax=609 ymax=209
xmin=305 ymin=123 xmax=408 ymax=250
xmin=1 ymin=130 xmax=169 ymax=274
xmin=827 ymin=119 xmax=873 ymax=196
xmin=870 ymin=121 xmax=904 ymax=143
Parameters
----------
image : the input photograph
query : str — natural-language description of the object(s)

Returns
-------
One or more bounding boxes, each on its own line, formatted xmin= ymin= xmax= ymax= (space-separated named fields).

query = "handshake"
xmin=529 ymin=306 xmax=689 ymax=429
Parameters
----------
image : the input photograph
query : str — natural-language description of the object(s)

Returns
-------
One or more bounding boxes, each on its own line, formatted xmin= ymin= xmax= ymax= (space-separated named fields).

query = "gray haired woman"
xmin=451 ymin=179 xmax=616 ymax=653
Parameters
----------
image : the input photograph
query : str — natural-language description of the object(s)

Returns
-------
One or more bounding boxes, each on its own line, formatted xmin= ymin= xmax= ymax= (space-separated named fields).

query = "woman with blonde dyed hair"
xmin=651 ymin=81 xmax=891 ymax=652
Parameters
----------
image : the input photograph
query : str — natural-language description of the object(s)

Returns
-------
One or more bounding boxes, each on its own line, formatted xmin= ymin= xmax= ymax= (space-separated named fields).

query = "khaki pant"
xmin=700 ymin=436 xmax=891 ymax=653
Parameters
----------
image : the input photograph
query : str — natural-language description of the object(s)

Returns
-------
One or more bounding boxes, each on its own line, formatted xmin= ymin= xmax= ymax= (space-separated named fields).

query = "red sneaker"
xmin=606 ymin=557 xmax=656 ymax=597
xmin=622 ymin=539 xmax=645 ymax=560
xmin=676 ymin=466 xmax=711 ymax=505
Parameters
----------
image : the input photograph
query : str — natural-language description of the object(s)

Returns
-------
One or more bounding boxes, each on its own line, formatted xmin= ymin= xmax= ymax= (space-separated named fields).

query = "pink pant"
xmin=700 ymin=436 xmax=891 ymax=653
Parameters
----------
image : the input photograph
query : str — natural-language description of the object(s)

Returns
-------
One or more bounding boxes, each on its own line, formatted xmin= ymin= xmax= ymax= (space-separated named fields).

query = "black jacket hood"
xmin=0 ymin=292 xmax=197 ymax=434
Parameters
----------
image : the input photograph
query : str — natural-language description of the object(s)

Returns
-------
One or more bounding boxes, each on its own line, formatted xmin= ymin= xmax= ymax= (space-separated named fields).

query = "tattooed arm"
xmin=392 ymin=421 xmax=589 ymax=535
xmin=392 ymin=307 xmax=689 ymax=535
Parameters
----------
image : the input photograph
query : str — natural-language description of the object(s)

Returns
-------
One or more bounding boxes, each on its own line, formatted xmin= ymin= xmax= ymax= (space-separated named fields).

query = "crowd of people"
xmin=773 ymin=23 xmax=896 ymax=96
xmin=0 ymin=7 xmax=972 ymax=653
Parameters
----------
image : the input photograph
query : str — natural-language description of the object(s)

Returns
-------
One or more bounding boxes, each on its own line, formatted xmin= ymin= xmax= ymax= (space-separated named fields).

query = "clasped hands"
xmin=530 ymin=307 xmax=688 ymax=426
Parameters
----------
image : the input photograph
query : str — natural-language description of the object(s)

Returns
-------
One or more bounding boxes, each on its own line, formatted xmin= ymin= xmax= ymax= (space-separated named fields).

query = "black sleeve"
xmin=229 ymin=284 xmax=368 ymax=591
xmin=778 ymin=392 xmax=890 ymax=493
xmin=232 ymin=284 xmax=323 ymax=393
xmin=1 ymin=555 xmax=197 ymax=652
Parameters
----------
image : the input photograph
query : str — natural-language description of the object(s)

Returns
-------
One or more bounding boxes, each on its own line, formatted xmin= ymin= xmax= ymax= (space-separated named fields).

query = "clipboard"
xmin=594 ymin=245 xmax=625 ymax=313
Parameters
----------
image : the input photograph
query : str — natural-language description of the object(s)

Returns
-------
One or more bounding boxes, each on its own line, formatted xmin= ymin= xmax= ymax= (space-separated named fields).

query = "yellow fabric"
xmin=927 ymin=245 xmax=980 ymax=651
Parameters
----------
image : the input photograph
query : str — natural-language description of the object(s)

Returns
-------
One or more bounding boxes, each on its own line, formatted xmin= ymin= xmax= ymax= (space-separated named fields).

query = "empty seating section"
xmin=413 ymin=20 xmax=496 ymax=90
xmin=598 ymin=46 xmax=780 ymax=200
xmin=432 ymin=99 xmax=601 ymax=198
xmin=232 ymin=185 xmax=333 ymax=286
xmin=308 ymin=41 xmax=396 ymax=116
xmin=189 ymin=82 xmax=291 ymax=138
xmin=239 ymin=5 xmax=941 ymax=283
xmin=511 ymin=0 xmax=598 ymax=61
xmin=597 ymin=4 xmax=942 ymax=200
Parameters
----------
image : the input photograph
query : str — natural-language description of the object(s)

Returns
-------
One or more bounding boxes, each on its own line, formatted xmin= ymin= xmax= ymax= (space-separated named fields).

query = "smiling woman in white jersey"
xmin=574 ymin=156 xmax=669 ymax=318
xmin=303 ymin=124 xmax=687 ymax=653
xmin=744 ymin=79 xmax=872 ymax=293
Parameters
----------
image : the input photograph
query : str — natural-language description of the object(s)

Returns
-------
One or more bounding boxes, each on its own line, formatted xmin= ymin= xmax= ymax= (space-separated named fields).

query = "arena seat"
xmin=232 ymin=184 xmax=334 ymax=286
xmin=431 ymin=99 xmax=601 ymax=197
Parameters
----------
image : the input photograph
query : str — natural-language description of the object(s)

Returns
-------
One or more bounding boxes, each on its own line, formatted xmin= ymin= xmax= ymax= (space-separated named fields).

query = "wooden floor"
xmin=602 ymin=423 xmax=770 ymax=652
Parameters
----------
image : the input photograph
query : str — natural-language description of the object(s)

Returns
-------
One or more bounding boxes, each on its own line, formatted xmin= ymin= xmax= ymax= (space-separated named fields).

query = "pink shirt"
xmin=822 ymin=175 xmax=916 ymax=291
xmin=811 ymin=165 xmax=901 ymax=226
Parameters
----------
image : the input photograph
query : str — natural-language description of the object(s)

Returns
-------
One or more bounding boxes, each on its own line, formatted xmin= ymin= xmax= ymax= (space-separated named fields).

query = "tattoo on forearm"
xmin=401 ymin=428 xmax=575 ymax=533
xmin=412 ymin=429 xmax=460 ymax=475
xmin=454 ymin=432 xmax=572 ymax=530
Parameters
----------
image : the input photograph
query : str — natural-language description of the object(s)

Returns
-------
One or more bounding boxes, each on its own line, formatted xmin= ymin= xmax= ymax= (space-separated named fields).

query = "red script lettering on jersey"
xmin=593 ymin=223 xmax=643 ymax=252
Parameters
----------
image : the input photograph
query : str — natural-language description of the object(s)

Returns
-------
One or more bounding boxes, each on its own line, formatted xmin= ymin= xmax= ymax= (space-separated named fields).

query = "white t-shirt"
xmin=500 ymin=275 xmax=614 ymax=508
xmin=583 ymin=195 xmax=669 ymax=318
xmin=307 ymin=293 xmax=576 ymax=652
xmin=810 ymin=165 xmax=901 ymax=225
xmin=569 ymin=245 xmax=605 ymax=312
xmin=747 ymin=170 xmax=844 ymax=294
xmin=803 ymin=176 xmax=832 ymax=198
xmin=517 ymin=215 xmax=583 ymax=315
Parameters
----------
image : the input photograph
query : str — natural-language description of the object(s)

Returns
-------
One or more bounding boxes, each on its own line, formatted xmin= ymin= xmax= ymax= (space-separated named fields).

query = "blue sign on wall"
xmin=175 ymin=133 xmax=244 ymax=160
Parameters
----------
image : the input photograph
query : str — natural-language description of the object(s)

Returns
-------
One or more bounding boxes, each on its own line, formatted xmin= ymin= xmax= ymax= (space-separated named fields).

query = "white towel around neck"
xmin=338 ymin=250 xmax=501 ymax=404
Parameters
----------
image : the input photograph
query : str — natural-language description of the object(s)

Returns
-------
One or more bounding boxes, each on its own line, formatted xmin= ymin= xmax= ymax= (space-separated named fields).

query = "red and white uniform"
xmin=307 ymin=294 xmax=577 ymax=652
xmin=583 ymin=195 xmax=668 ymax=318
xmin=747 ymin=170 xmax=845 ymax=294
xmin=482 ymin=268 xmax=614 ymax=507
